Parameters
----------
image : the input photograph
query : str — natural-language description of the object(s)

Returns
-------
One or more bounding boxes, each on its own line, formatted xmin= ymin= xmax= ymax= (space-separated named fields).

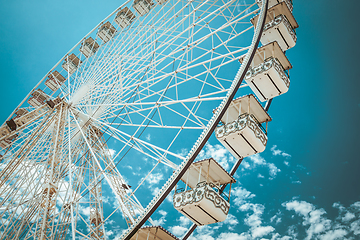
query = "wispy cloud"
xmin=271 ymin=145 xmax=291 ymax=158
xmin=197 ymin=143 xmax=236 ymax=170
xmin=245 ymin=154 xmax=281 ymax=179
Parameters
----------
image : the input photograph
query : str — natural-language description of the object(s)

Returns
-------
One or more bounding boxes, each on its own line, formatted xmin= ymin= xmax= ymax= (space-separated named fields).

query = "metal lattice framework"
xmin=0 ymin=0 xmax=268 ymax=239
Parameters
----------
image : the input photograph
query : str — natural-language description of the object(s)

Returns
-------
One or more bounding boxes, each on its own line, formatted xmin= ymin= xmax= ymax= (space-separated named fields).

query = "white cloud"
xmin=198 ymin=143 xmax=236 ymax=170
xmin=319 ymin=229 xmax=348 ymax=240
xmin=179 ymin=216 xmax=191 ymax=227
xmin=189 ymin=225 xmax=215 ymax=240
xmin=351 ymin=201 xmax=360 ymax=210
xmin=80 ymin=206 xmax=91 ymax=217
xmin=271 ymin=145 xmax=291 ymax=158
xmin=268 ymin=163 xmax=281 ymax=178
xmin=152 ymin=210 xmax=167 ymax=226
xmin=252 ymin=226 xmax=275 ymax=238
xmin=217 ymin=232 xmax=249 ymax=240
xmin=270 ymin=210 xmax=282 ymax=224
xmin=169 ymin=215 xmax=193 ymax=237
xmin=247 ymin=154 xmax=281 ymax=178
xmin=224 ymin=214 xmax=239 ymax=226
xmin=283 ymin=200 xmax=313 ymax=216
xmin=107 ymin=148 xmax=116 ymax=158
xmin=145 ymin=133 xmax=151 ymax=141
xmin=232 ymin=187 xmax=255 ymax=206
xmin=170 ymin=225 xmax=188 ymax=237
xmin=145 ymin=173 xmax=163 ymax=185
xmin=342 ymin=212 xmax=355 ymax=222
xmin=282 ymin=199 xmax=360 ymax=240
xmin=106 ymin=230 xmax=114 ymax=237
xmin=351 ymin=219 xmax=360 ymax=235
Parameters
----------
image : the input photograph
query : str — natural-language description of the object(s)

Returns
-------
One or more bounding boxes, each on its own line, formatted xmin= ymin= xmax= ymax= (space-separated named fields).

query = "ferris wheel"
xmin=0 ymin=0 xmax=298 ymax=239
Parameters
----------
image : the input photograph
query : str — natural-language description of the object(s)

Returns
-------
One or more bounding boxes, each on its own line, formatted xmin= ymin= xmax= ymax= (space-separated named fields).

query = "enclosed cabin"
xmin=97 ymin=21 xmax=116 ymax=43
xmin=154 ymin=0 xmax=168 ymax=4
xmin=256 ymin=0 xmax=293 ymax=12
xmin=45 ymin=71 xmax=66 ymax=92
xmin=46 ymin=96 xmax=62 ymax=109
xmin=0 ymin=124 xmax=16 ymax=149
xmin=62 ymin=53 xmax=81 ymax=75
xmin=130 ymin=226 xmax=179 ymax=240
xmin=215 ymin=95 xmax=271 ymax=159
xmin=174 ymin=158 xmax=236 ymax=226
xmin=28 ymin=89 xmax=48 ymax=108
xmin=14 ymin=108 xmax=29 ymax=119
xmin=80 ymin=37 xmax=100 ymax=58
xmin=240 ymin=41 xmax=292 ymax=102
xmin=251 ymin=2 xmax=298 ymax=51
xmin=133 ymin=0 xmax=154 ymax=16
xmin=14 ymin=108 xmax=30 ymax=127
xmin=14 ymin=102 xmax=56 ymax=127
xmin=115 ymin=7 xmax=136 ymax=29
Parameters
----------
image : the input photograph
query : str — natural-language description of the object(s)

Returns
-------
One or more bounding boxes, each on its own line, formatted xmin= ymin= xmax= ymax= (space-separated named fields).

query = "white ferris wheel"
xmin=0 ymin=0 xmax=298 ymax=239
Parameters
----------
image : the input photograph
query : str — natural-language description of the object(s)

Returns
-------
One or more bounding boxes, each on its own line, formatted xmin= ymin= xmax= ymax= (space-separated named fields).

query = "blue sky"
xmin=0 ymin=0 xmax=359 ymax=239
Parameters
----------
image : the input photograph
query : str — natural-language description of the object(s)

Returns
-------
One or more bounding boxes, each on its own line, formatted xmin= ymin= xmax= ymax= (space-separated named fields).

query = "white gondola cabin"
xmin=215 ymin=95 xmax=271 ymax=159
xmin=240 ymin=41 xmax=291 ymax=102
xmin=62 ymin=53 xmax=81 ymax=75
xmin=14 ymin=104 xmax=53 ymax=127
xmin=133 ymin=0 xmax=154 ymax=16
xmin=130 ymin=226 xmax=179 ymax=240
xmin=174 ymin=158 xmax=235 ymax=226
xmin=256 ymin=0 xmax=293 ymax=12
xmin=115 ymin=7 xmax=136 ymax=29
xmin=252 ymin=2 xmax=298 ymax=51
xmin=98 ymin=21 xmax=116 ymax=43
xmin=45 ymin=71 xmax=66 ymax=92
xmin=0 ymin=125 xmax=10 ymax=144
xmin=28 ymin=89 xmax=48 ymax=108
xmin=0 ymin=125 xmax=17 ymax=149
xmin=14 ymin=108 xmax=29 ymax=118
xmin=80 ymin=37 xmax=100 ymax=58
xmin=154 ymin=0 xmax=168 ymax=4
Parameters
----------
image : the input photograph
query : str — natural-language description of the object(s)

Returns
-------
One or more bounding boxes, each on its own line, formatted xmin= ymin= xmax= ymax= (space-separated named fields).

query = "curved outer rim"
xmin=2 ymin=0 xmax=133 ymax=125
xmin=120 ymin=0 xmax=270 ymax=239
xmin=1 ymin=0 xmax=268 ymax=238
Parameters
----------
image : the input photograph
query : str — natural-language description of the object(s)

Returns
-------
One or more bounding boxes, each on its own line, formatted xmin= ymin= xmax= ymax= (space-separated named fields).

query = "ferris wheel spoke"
xmin=0 ymin=0 xmax=270 ymax=238
xmin=70 ymin=109 xmax=144 ymax=227
xmin=77 ymin=1 xmax=246 ymax=93
xmin=75 ymin=109 xmax=184 ymax=165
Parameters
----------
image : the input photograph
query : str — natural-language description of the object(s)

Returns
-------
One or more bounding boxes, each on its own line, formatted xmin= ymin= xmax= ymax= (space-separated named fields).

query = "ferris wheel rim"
xmin=0 ymin=1 xmax=270 ymax=239
xmin=120 ymin=0 xmax=270 ymax=239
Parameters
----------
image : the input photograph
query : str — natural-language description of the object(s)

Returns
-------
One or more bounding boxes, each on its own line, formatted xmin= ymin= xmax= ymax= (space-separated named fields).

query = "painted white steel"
xmin=180 ymin=158 xmax=235 ymax=189
xmin=219 ymin=94 xmax=271 ymax=124
xmin=173 ymin=183 xmax=229 ymax=226
xmin=216 ymin=115 xmax=268 ymax=159
xmin=245 ymin=57 xmax=290 ymax=102
xmin=133 ymin=0 xmax=152 ymax=16
xmin=261 ymin=15 xmax=296 ymax=51
xmin=97 ymin=28 xmax=114 ymax=43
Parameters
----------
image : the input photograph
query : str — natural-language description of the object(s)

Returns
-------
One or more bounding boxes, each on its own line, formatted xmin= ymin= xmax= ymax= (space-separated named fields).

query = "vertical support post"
xmin=68 ymin=108 xmax=76 ymax=240
xmin=198 ymin=164 xmax=202 ymax=184
xmin=207 ymin=159 xmax=210 ymax=183
xmin=228 ymin=183 xmax=232 ymax=203
xmin=185 ymin=169 xmax=189 ymax=191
